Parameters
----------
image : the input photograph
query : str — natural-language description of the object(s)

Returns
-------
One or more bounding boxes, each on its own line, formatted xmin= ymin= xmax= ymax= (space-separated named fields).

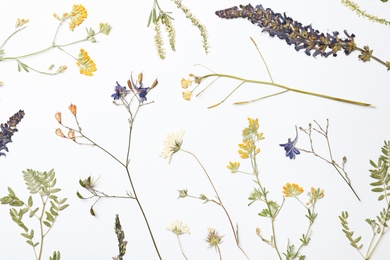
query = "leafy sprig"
xmin=0 ymin=169 xmax=68 ymax=260
xmin=339 ymin=140 xmax=390 ymax=259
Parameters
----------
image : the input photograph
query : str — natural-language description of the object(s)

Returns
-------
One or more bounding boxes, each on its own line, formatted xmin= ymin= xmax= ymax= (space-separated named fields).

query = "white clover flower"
xmin=166 ymin=220 xmax=190 ymax=235
xmin=160 ymin=129 xmax=185 ymax=163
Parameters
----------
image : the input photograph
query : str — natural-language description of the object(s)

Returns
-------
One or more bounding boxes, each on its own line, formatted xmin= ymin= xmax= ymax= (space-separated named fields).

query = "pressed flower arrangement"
xmin=0 ymin=1 xmax=389 ymax=259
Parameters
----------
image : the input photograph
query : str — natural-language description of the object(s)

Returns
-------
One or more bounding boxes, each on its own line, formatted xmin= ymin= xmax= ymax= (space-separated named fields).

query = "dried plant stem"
xmin=181 ymin=149 xmax=250 ymax=259
xmin=197 ymin=73 xmax=373 ymax=108
xmin=299 ymin=120 xmax=360 ymax=201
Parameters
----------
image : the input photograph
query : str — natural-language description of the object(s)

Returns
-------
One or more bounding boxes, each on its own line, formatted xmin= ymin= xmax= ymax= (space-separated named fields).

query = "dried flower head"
xmin=0 ymin=110 xmax=25 ymax=157
xmin=68 ymin=4 xmax=87 ymax=31
xmin=306 ymin=187 xmax=325 ymax=205
xmin=160 ymin=129 xmax=185 ymax=163
xmin=166 ymin=220 xmax=190 ymax=235
xmin=280 ymin=126 xmax=300 ymax=159
xmin=76 ymin=49 xmax=97 ymax=76
xmin=114 ymin=214 xmax=127 ymax=260
xmin=215 ymin=4 xmax=357 ymax=58
xmin=226 ymin=161 xmax=240 ymax=173
xmin=205 ymin=228 xmax=223 ymax=248
xmin=283 ymin=183 xmax=304 ymax=197
xmin=15 ymin=18 xmax=29 ymax=28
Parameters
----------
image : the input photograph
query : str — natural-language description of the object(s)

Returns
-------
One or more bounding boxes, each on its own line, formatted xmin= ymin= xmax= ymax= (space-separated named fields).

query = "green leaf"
xmin=372 ymin=187 xmax=384 ymax=192
xmin=76 ymin=191 xmax=84 ymax=199
xmin=27 ymin=196 xmax=33 ymax=207
xmin=59 ymin=204 xmax=69 ymax=211
xmin=45 ymin=212 xmax=54 ymax=222
xmin=43 ymin=221 xmax=52 ymax=228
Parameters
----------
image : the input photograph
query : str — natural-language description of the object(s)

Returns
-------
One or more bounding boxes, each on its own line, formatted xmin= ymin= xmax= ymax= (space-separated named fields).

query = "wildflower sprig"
xmin=0 ymin=4 xmax=111 ymax=76
xmin=166 ymin=220 xmax=190 ymax=260
xmin=341 ymin=0 xmax=390 ymax=27
xmin=0 ymin=110 xmax=25 ymax=157
xmin=181 ymin=37 xmax=372 ymax=108
xmin=55 ymin=73 xmax=162 ymax=259
xmin=148 ymin=0 xmax=209 ymax=59
xmin=229 ymin=118 xmax=324 ymax=259
xmin=205 ymin=227 xmax=224 ymax=259
xmin=297 ymin=119 xmax=360 ymax=201
xmin=0 ymin=169 xmax=69 ymax=260
xmin=215 ymin=4 xmax=390 ymax=70
xmin=160 ymin=129 xmax=249 ymax=259
xmin=339 ymin=140 xmax=390 ymax=259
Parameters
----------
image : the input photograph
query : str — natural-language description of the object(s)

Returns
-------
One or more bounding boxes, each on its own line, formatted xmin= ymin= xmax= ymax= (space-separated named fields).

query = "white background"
xmin=0 ymin=0 xmax=389 ymax=259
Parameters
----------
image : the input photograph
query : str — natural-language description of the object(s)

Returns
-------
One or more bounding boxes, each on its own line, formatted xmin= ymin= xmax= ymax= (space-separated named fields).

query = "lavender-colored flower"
xmin=0 ymin=110 xmax=25 ymax=157
xmin=215 ymin=4 xmax=357 ymax=58
xmin=280 ymin=126 xmax=300 ymax=159
xmin=111 ymin=81 xmax=130 ymax=100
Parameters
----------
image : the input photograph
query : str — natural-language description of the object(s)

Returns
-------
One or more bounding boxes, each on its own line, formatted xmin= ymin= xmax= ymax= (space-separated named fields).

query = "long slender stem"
xmin=176 ymin=235 xmax=188 ymax=260
xmin=199 ymin=73 xmax=372 ymax=107
xmin=180 ymin=149 xmax=249 ymax=259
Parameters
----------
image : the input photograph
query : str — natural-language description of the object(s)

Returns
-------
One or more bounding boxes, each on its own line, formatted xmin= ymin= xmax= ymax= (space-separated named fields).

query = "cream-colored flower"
xmin=166 ymin=220 xmax=190 ymax=235
xmin=160 ymin=129 xmax=185 ymax=163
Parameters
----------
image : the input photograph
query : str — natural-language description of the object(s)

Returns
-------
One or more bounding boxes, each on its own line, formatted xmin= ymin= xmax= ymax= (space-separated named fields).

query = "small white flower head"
xmin=160 ymin=129 xmax=185 ymax=163
xmin=166 ymin=220 xmax=190 ymax=235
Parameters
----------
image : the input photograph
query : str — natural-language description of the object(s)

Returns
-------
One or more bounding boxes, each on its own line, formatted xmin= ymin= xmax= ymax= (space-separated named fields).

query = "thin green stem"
xmin=0 ymin=26 xmax=27 ymax=50
xmin=199 ymin=73 xmax=373 ymax=107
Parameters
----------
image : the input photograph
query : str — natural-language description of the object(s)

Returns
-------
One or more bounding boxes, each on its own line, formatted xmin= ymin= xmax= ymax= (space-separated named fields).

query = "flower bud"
xmin=55 ymin=128 xmax=66 ymax=137
xmin=137 ymin=72 xmax=143 ymax=85
xmin=68 ymin=104 xmax=77 ymax=116
xmin=68 ymin=129 xmax=75 ymax=141
xmin=149 ymin=79 xmax=158 ymax=90
xmin=55 ymin=112 xmax=62 ymax=124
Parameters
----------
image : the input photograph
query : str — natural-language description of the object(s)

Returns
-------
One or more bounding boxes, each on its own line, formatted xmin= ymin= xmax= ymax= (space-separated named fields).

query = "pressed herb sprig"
xmin=215 ymin=4 xmax=390 ymax=70
xmin=0 ymin=4 xmax=111 ymax=77
xmin=0 ymin=169 xmax=69 ymax=260
xmin=148 ymin=0 xmax=209 ymax=59
xmin=339 ymin=140 xmax=390 ymax=259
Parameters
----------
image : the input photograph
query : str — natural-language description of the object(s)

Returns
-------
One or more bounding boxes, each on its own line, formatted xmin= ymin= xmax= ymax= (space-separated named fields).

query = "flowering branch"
xmin=0 ymin=4 xmax=111 ymax=77
xmin=55 ymin=73 xmax=161 ymax=259
xmin=215 ymin=4 xmax=390 ymax=70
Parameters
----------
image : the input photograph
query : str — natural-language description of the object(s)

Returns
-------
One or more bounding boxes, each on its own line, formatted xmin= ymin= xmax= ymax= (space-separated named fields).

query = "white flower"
xmin=166 ymin=220 xmax=190 ymax=235
xmin=160 ymin=129 xmax=185 ymax=163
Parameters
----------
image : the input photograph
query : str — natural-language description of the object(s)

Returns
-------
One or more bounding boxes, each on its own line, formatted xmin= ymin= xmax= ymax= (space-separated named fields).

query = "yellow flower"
xmin=306 ymin=187 xmax=325 ymax=205
xmin=282 ymin=183 xmax=304 ymax=197
xmin=238 ymin=139 xmax=258 ymax=159
xmin=182 ymin=91 xmax=192 ymax=101
xmin=181 ymin=78 xmax=192 ymax=89
xmin=226 ymin=161 xmax=240 ymax=173
xmin=76 ymin=49 xmax=96 ymax=76
xmin=68 ymin=4 xmax=87 ymax=31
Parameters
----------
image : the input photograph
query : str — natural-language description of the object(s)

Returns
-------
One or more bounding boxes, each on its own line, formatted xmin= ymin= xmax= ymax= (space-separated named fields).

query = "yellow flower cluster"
xmin=76 ymin=49 xmax=96 ymax=76
xmin=68 ymin=4 xmax=88 ymax=31
xmin=282 ymin=183 xmax=304 ymax=197
xmin=238 ymin=118 xmax=264 ymax=159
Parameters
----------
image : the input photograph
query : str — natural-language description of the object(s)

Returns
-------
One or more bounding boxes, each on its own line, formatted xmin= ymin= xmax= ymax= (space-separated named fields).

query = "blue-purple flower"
xmin=280 ymin=126 xmax=300 ymax=159
xmin=129 ymin=73 xmax=150 ymax=103
xmin=111 ymin=81 xmax=130 ymax=100
xmin=0 ymin=110 xmax=25 ymax=157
